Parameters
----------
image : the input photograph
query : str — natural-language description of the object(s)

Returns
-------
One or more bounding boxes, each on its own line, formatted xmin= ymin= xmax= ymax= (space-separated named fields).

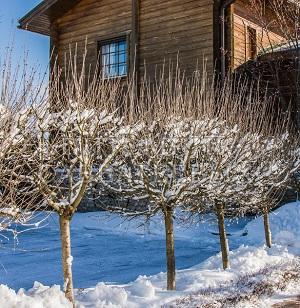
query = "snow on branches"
xmin=1 ymin=50 xmax=299 ymax=301
xmin=186 ymin=121 xmax=299 ymax=268
xmin=24 ymin=102 xmax=123 ymax=216
xmin=101 ymin=79 xmax=299 ymax=284
xmin=17 ymin=98 xmax=134 ymax=304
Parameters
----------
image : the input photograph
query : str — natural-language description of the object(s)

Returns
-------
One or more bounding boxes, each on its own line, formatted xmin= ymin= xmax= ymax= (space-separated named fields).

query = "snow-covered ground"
xmin=0 ymin=211 xmax=249 ymax=290
xmin=1 ymin=202 xmax=300 ymax=307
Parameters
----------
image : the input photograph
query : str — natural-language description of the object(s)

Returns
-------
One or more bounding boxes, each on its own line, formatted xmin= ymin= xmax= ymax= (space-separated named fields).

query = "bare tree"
xmin=100 ymin=73 xmax=283 ymax=287
xmin=100 ymin=72 xmax=218 ymax=291
xmin=238 ymin=135 xmax=300 ymax=248
xmin=102 ymin=117 xmax=204 ymax=291
xmin=17 ymin=60 xmax=134 ymax=305
xmin=190 ymin=124 xmax=298 ymax=268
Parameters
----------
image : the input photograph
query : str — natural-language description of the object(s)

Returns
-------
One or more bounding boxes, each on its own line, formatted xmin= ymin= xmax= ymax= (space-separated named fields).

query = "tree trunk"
xmin=263 ymin=207 xmax=272 ymax=248
xmin=164 ymin=208 xmax=176 ymax=290
xmin=296 ymin=50 xmax=300 ymax=129
xmin=216 ymin=202 xmax=230 ymax=270
xmin=59 ymin=215 xmax=75 ymax=307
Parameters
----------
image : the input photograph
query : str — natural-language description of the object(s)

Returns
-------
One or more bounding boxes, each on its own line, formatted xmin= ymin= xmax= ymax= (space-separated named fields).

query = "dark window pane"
xmin=100 ymin=39 xmax=127 ymax=78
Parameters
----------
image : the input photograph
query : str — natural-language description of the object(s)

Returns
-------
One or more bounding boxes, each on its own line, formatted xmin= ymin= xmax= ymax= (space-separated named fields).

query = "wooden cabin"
xmin=18 ymin=0 xmax=287 ymax=81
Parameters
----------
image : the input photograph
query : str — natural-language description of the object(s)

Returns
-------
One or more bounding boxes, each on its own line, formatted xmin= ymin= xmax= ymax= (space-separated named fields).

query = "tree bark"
xmin=59 ymin=215 xmax=75 ymax=306
xmin=263 ymin=207 xmax=272 ymax=248
xmin=164 ymin=208 xmax=176 ymax=290
xmin=216 ymin=202 xmax=230 ymax=270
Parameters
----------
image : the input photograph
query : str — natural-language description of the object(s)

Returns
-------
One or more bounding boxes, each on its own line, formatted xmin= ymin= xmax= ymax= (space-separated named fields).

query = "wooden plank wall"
xmin=139 ymin=0 xmax=215 ymax=79
xmin=55 ymin=0 xmax=132 ymax=74
xmin=232 ymin=0 xmax=285 ymax=69
xmin=54 ymin=0 xmax=215 ymax=81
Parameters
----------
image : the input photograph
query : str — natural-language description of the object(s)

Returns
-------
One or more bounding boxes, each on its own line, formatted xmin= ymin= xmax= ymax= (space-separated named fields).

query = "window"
xmin=247 ymin=27 xmax=257 ymax=60
xmin=99 ymin=37 xmax=128 ymax=78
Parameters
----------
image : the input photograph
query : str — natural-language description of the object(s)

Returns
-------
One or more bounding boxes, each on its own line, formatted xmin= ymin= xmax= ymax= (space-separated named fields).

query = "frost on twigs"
xmin=15 ymin=57 xmax=137 ymax=304
xmin=19 ymin=99 xmax=129 ymax=218
xmin=101 ymin=74 xmax=299 ymax=275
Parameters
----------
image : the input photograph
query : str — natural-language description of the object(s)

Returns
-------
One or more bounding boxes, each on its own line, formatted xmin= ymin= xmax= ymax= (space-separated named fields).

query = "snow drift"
xmin=0 ymin=282 xmax=71 ymax=308
xmin=245 ymin=201 xmax=300 ymax=251
xmin=1 ymin=201 xmax=300 ymax=307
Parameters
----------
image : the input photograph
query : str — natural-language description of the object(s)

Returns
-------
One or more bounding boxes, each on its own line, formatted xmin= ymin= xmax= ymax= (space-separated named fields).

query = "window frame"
xmin=247 ymin=26 xmax=257 ymax=60
xmin=97 ymin=35 xmax=130 ymax=79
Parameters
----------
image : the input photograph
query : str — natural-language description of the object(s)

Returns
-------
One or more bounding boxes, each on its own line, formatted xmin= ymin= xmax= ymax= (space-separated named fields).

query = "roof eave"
xmin=18 ymin=0 xmax=58 ymax=36
xmin=17 ymin=23 xmax=50 ymax=36
xmin=18 ymin=0 xmax=82 ymax=36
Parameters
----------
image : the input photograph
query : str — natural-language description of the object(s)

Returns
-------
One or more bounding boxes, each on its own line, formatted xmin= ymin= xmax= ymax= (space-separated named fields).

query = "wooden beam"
xmin=50 ymin=21 xmax=59 ymax=73
xmin=213 ymin=0 xmax=222 ymax=78
xmin=49 ymin=21 xmax=60 ymax=112
xmin=131 ymin=0 xmax=140 ymax=93
xmin=227 ymin=3 xmax=234 ymax=73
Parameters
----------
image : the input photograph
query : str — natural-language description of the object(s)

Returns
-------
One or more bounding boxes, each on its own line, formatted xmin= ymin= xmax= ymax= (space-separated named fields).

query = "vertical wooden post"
xmin=131 ymin=0 xmax=140 ymax=97
xmin=49 ymin=22 xmax=60 ymax=112
xmin=227 ymin=4 xmax=234 ymax=73
xmin=220 ymin=0 xmax=236 ymax=81
xmin=213 ymin=0 xmax=222 ymax=76
xmin=50 ymin=21 xmax=59 ymax=75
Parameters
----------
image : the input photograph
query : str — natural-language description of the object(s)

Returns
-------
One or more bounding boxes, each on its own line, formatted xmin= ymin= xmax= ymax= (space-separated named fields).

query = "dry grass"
xmin=170 ymin=258 xmax=300 ymax=308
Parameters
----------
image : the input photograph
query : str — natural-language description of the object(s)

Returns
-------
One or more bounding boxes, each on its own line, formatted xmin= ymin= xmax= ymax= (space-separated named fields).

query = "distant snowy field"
xmin=1 ymin=202 xmax=300 ymax=307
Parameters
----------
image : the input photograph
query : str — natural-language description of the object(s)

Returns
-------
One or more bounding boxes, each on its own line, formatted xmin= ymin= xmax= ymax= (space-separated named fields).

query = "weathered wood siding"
xmin=55 ymin=0 xmax=132 ymax=73
xmin=232 ymin=0 xmax=285 ymax=69
xmin=139 ymin=0 xmax=215 ymax=79
xmin=53 ymin=0 xmax=215 ymax=80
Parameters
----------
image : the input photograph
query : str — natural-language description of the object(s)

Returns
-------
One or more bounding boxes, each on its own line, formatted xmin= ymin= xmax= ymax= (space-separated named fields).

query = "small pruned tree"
xmin=192 ymin=128 xmax=298 ymax=268
xmin=237 ymin=134 xmax=300 ymax=248
xmin=103 ymin=117 xmax=207 ymax=291
xmin=177 ymin=78 xmax=299 ymax=269
xmin=21 ymin=106 xmax=126 ymax=305
xmin=18 ymin=61 xmax=134 ymax=305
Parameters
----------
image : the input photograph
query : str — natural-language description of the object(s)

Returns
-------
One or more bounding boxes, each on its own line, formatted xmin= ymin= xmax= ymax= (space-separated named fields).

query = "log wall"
xmin=53 ymin=0 xmax=215 ymax=80
xmin=231 ymin=0 xmax=285 ymax=69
